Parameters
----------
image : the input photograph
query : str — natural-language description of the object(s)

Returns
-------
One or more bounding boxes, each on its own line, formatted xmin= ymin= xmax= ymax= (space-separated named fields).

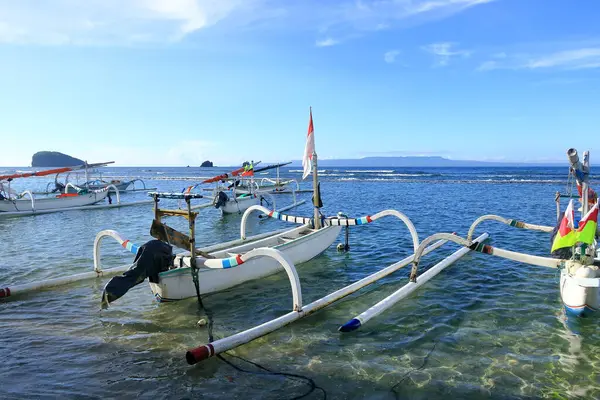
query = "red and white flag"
xmin=302 ymin=108 xmax=315 ymax=180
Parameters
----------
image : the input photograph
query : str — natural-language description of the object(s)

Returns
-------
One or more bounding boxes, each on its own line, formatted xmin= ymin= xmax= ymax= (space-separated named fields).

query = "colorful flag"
xmin=576 ymin=201 xmax=599 ymax=245
xmin=551 ymin=199 xmax=577 ymax=252
xmin=302 ymin=108 xmax=315 ymax=180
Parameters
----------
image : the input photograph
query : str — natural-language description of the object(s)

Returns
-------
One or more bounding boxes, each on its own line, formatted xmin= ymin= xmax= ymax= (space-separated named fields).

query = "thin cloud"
xmin=384 ymin=50 xmax=400 ymax=63
xmin=0 ymin=0 xmax=495 ymax=46
xmin=478 ymin=46 xmax=600 ymax=71
xmin=422 ymin=42 xmax=471 ymax=66
xmin=0 ymin=0 xmax=265 ymax=45
xmin=315 ymin=37 xmax=340 ymax=47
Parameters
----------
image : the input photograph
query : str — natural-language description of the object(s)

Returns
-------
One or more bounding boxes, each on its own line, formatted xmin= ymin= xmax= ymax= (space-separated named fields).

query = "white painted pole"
xmin=338 ymin=233 xmax=489 ymax=332
xmin=185 ymin=239 xmax=448 ymax=364
xmin=0 ymin=265 xmax=131 ymax=300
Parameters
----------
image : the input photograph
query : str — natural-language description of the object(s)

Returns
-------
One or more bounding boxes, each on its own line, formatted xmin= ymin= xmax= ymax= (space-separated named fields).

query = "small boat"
xmin=42 ymin=161 xmax=155 ymax=194
xmin=187 ymin=161 xmax=306 ymax=215
xmin=97 ymin=120 xmax=339 ymax=302
xmin=0 ymin=166 xmax=110 ymax=213
xmin=0 ymin=163 xmax=155 ymax=217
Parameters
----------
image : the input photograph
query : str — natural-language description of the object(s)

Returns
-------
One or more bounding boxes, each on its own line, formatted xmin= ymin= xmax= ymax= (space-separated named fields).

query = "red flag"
xmin=302 ymin=108 xmax=315 ymax=180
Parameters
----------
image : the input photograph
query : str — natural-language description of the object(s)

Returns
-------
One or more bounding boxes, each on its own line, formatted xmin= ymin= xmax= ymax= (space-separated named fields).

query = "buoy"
xmin=197 ymin=318 xmax=207 ymax=327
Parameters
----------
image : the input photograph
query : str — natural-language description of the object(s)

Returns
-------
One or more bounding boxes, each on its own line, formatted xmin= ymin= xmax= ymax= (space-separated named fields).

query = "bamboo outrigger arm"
xmin=466 ymin=214 xmax=554 ymax=242
xmin=410 ymin=232 xmax=565 ymax=282
xmin=185 ymin=238 xmax=450 ymax=365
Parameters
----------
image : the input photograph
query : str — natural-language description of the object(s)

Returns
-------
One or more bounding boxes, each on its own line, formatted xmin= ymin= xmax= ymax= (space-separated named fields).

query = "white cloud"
xmin=384 ymin=50 xmax=400 ymax=63
xmin=478 ymin=47 xmax=600 ymax=71
xmin=315 ymin=37 xmax=340 ymax=47
xmin=0 ymin=0 xmax=495 ymax=46
xmin=406 ymin=0 xmax=494 ymax=15
xmin=422 ymin=42 xmax=471 ymax=66
xmin=0 ymin=0 xmax=262 ymax=45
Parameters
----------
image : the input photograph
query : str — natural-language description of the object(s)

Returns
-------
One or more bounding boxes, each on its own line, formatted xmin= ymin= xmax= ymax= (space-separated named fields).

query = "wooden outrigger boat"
xmin=0 ymin=165 xmax=111 ymax=213
xmin=0 ymin=163 xmax=154 ymax=218
xmin=38 ymin=161 xmax=156 ymax=194
xmin=188 ymin=162 xmax=306 ymax=215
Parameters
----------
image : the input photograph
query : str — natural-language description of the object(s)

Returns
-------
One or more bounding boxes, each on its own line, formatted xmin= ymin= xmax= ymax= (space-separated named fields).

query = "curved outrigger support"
xmin=0 ymin=229 xmax=138 ymax=300
xmin=203 ymin=248 xmax=302 ymax=312
xmin=240 ymin=205 xmax=420 ymax=253
xmin=466 ymin=214 xmax=553 ymax=242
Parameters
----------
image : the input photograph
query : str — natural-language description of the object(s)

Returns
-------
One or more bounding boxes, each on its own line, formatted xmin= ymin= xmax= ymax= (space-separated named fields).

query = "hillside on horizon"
xmin=288 ymin=156 xmax=564 ymax=168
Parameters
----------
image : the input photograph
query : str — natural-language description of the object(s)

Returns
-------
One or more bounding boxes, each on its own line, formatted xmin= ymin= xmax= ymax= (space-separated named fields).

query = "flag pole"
xmin=311 ymin=107 xmax=321 ymax=229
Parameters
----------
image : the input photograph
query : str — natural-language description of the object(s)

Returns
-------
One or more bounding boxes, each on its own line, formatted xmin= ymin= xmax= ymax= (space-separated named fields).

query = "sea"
xmin=1 ymin=166 xmax=599 ymax=399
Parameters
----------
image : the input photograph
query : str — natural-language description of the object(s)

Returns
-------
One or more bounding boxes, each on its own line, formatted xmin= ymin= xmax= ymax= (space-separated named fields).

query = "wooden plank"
xmin=157 ymin=208 xmax=198 ymax=220
xmin=150 ymin=220 xmax=213 ymax=258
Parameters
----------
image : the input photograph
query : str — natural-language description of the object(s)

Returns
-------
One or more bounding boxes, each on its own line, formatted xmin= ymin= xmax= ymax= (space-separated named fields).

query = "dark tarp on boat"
xmin=101 ymin=240 xmax=173 ymax=306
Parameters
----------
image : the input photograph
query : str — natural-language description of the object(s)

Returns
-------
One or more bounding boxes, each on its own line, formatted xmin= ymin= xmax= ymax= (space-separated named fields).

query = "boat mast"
xmin=583 ymin=151 xmax=590 ymax=215
xmin=311 ymin=107 xmax=321 ymax=229
xmin=567 ymin=148 xmax=589 ymax=215
xmin=84 ymin=161 xmax=90 ymax=190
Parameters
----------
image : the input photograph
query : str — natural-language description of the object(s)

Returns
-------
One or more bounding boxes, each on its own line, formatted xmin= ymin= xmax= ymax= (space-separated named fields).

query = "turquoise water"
xmin=1 ymin=166 xmax=599 ymax=399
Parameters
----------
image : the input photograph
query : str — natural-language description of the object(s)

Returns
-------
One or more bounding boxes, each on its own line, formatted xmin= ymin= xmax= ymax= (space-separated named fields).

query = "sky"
xmin=1 ymin=0 xmax=600 ymax=166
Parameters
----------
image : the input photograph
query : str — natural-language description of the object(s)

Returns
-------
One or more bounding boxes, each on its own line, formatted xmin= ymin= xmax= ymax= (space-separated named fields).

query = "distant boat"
xmin=0 ymin=165 xmax=110 ymax=213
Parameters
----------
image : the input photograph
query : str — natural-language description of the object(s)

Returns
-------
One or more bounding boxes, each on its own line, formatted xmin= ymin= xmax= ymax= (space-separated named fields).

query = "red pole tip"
xmin=186 ymin=344 xmax=214 ymax=365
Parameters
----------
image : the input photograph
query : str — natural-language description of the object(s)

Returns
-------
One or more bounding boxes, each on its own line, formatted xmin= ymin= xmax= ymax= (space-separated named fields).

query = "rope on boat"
xmin=466 ymin=214 xmax=553 ymax=242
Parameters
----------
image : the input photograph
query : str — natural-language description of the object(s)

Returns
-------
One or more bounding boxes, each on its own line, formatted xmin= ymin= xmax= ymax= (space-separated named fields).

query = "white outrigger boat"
xmin=38 ymin=161 xmax=155 ymax=194
xmin=0 ymin=166 xmax=110 ymax=212
xmin=0 ymin=164 xmax=154 ymax=218
xmin=188 ymin=162 xmax=306 ymax=215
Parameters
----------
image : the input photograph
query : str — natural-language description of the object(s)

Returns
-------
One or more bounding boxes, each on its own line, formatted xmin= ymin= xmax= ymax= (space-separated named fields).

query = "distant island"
xmin=201 ymin=160 xmax=214 ymax=167
xmin=32 ymin=151 xmax=84 ymax=167
xmin=289 ymin=156 xmax=563 ymax=167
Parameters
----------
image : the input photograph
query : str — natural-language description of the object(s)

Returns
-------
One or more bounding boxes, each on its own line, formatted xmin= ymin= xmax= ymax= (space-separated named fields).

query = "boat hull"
xmin=560 ymin=268 xmax=600 ymax=317
xmin=219 ymin=195 xmax=261 ymax=214
xmin=149 ymin=225 xmax=342 ymax=301
xmin=0 ymin=191 xmax=109 ymax=213
xmin=66 ymin=181 xmax=131 ymax=193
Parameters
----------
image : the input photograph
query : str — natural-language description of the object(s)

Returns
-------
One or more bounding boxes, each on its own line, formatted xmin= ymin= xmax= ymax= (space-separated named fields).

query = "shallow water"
xmin=1 ymin=166 xmax=599 ymax=399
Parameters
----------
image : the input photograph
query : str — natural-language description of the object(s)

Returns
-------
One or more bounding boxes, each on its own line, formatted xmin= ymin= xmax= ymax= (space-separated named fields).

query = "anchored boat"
xmin=0 ymin=165 xmax=110 ymax=213
xmin=187 ymin=161 xmax=306 ymax=215
xmin=0 ymin=163 xmax=154 ymax=217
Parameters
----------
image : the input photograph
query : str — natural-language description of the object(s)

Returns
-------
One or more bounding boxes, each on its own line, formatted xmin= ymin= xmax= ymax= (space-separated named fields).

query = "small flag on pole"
xmin=302 ymin=108 xmax=315 ymax=180
xmin=551 ymin=199 xmax=577 ymax=253
xmin=576 ymin=201 xmax=599 ymax=245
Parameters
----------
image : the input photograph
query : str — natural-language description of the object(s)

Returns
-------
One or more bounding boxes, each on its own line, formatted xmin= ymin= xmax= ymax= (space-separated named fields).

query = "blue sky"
xmin=1 ymin=0 xmax=599 ymax=166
